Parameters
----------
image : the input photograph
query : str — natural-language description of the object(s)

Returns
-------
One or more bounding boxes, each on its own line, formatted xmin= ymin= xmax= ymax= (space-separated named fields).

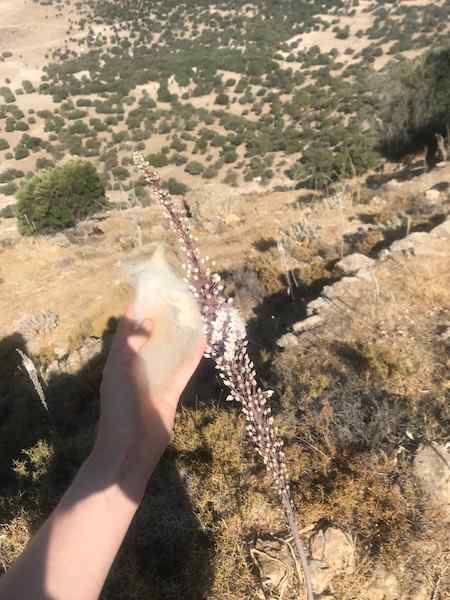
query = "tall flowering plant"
xmin=134 ymin=153 xmax=314 ymax=600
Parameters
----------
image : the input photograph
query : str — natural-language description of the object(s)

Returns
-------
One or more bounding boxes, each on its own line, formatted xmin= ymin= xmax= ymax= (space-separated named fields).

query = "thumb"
xmin=113 ymin=305 xmax=153 ymax=357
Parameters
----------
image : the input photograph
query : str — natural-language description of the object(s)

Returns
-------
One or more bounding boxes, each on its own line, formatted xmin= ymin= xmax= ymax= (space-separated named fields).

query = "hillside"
xmin=2 ymin=0 xmax=450 ymax=205
xmin=1 ymin=1 xmax=450 ymax=599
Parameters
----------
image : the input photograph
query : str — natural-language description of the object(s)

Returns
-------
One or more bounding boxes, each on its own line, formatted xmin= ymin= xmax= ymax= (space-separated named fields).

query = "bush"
xmin=0 ymin=139 xmax=10 ymax=151
xmin=223 ymin=149 xmax=238 ymax=163
xmin=0 ymin=169 xmax=24 ymax=183
xmin=0 ymin=204 xmax=16 ymax=218
xmin=111 ymin=166 xmax=130 ymax=181
xmin=15 ymin=121 xmax=30 ymax=132
xmin=185 ymin=161 xmax=204 ymax=175
xmin=16 ymin=161 xmax=107 ymax=235
xmin=36 ymin=158 xmax=55 ymax=170
xmin=215 ymin=93 xmax=230 ymax=106
xmin=14 ymin=145 xmax=29 ymax=160
xmin=146 ymin=152 xmax=169 ymax=168
xmin=165 ymin=178 xmax=189 ymax=196
xmin=0 ymin=181 xmax=17 ymax=196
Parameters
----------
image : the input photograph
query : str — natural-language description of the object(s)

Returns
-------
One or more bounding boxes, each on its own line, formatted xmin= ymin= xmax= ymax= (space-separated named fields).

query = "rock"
xmin=322 ymin=277 xmax=361 ymax=299
xmin=307 ymin=297 xmax=331 ymax=316
xmin=390 ymin=232 xmax=429 ymax=254
xmin=413 ymin=444 xmax=450 ymax=519
xmin=425 ymin=189 xmax=440 ymax=202
xmin=309 ymin=527 xmax=355 ymax=595
xmin=335 ymin=253 xmax=375 ymax=276
xmin=292 ymin=315 xmax=322 ymax=333
xmin=385 ymin=178 xmax=400 ymax=190
xmin=251 ymin=536 xmax=294 ymax=598
xmin=430 ymin=219 xmax=450 ymax=239
xmin=439 ymin=326 xmax=450 ymax=341
xmin=276 ymin=333 xmax=299 ymax=349
xmin=366 ymin=565 xmax=400 ymax=600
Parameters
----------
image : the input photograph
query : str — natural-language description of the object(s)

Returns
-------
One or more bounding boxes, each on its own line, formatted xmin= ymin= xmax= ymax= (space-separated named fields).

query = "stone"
xmin=385 ymin=178 xmax=400 ymax=190
xmin=276 ymin=333 xmax=299 ymax=349
xmin=307 ymin=297 xmax=331 ymax=316
xmin=390 ymin=232 xmax=429 ymax=254
xmin=322 ymin=277 xmax=361 ymax=299
xmin=292 ymin=315 xmax=322 ymax=333
xmin=335 ymin=253 xmax=375 ymax=276
xmin=430 ymin=219 xmax=450 ymax=239
xmin=251 ymin=536 xmax=294 ymax=598
xmin=425 ymin=189 xmax=440 ymax=202
xmin=309 ymin=527 xmax=355 ymax=595
xmin=413 ymin=444 xmax=450 ymax=519
xmin=366 ymin=565 xmax=400 ymax=600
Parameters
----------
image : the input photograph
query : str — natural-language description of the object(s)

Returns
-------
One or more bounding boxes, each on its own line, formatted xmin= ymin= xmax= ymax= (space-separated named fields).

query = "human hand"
xmin=96 ymin=304 xmax=205 ymax=466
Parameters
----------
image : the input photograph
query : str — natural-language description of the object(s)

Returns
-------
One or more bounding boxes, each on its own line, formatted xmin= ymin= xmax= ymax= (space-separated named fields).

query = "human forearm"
xmin=0 ymin=431 xmax=168 ymax=600
xmin=0 ymin=304 xmax=204 ymax=600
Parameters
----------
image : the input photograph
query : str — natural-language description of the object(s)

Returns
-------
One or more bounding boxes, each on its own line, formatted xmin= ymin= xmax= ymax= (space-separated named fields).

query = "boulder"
xmin=292 ymin=315 xmax=322 ymax=333
xmin=276 ymin=333 xmax=299 ymax=349
xmin=335 ymin=253 xmax=375 ymax=276
xmin=390 ymin=232 xmax=429 ymax=254
xmin=425 ymin=189 xmax=440 ymax=202
xmin=430 ymin=219 xmax=450 ymax=240
xmin=413 ymin=444 xmax=450 ymax=520
xmin=309 ymin=527 xmax=355 ymax=595
xmin=251 ymin=536 xmax=294 ymax=598
xmin=307 ymin=297 xmax=331 ymax=316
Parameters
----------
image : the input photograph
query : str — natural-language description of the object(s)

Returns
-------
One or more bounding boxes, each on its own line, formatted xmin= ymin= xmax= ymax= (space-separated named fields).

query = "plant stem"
xmin=282 ymin=492 xmax=315 ymax=600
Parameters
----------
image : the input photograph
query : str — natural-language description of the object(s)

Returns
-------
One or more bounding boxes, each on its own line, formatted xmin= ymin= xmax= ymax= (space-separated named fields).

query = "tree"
xmin=16 ymin=160 xmax=107 ymax=235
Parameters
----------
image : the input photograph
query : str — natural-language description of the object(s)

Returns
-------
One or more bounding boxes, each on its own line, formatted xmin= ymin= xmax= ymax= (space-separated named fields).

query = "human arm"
xmin=0 ymin=306 xmax=205 ymax=600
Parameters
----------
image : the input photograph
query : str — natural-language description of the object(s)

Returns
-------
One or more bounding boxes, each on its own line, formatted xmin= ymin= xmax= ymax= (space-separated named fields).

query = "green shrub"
xmin=36 ymin=158 xmax=55 ymax=170
xmin=16 ymin=160 xmax=106 ymax=235
xmin=0 ymin=86 xmax=15 ymax=103
xmin=215 ymin=93 xmax=230 ymax=106
xmin=14 ymin=145 xmax=29 ymax=160
xmin=0 ymin=203 xmax=16 ymax=218
xmin=0 ymin=181 xmax=17 ymax=196
xmin=202 ymin=166 xmax=219 ymax=179
xmin=185 ymin=161 xmax=204 ymax=175
xmin=5 ymin=118 xmax=15 ymax=132
xmin=0 ymin=139 xmax=10 ymax=151
xmin=111 ymin=166 xmax=130 ymax=181
xmin=223 ymin=149 xmax=238 ymax=163
xmin=15 ymin=121 xmax=30 ymax=132
xmin=164 ymin=178 xmax=189 ymax=195
xmin=146 ymin=152 xmax=169 ymax=168
xmin=0 ymin=169 xmax=23 ymax=183
xmin=22 ymin=80 xmax=35 ymax=94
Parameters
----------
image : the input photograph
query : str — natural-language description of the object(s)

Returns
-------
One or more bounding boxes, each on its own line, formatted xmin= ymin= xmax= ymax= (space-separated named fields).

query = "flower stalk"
xmin=133 ymin=153 xmax=314 ymax=600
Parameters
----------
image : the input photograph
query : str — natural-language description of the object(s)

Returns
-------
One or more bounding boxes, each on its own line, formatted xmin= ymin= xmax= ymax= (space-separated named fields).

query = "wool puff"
xmin=125 ymin=245 xmax=204 ymax=396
